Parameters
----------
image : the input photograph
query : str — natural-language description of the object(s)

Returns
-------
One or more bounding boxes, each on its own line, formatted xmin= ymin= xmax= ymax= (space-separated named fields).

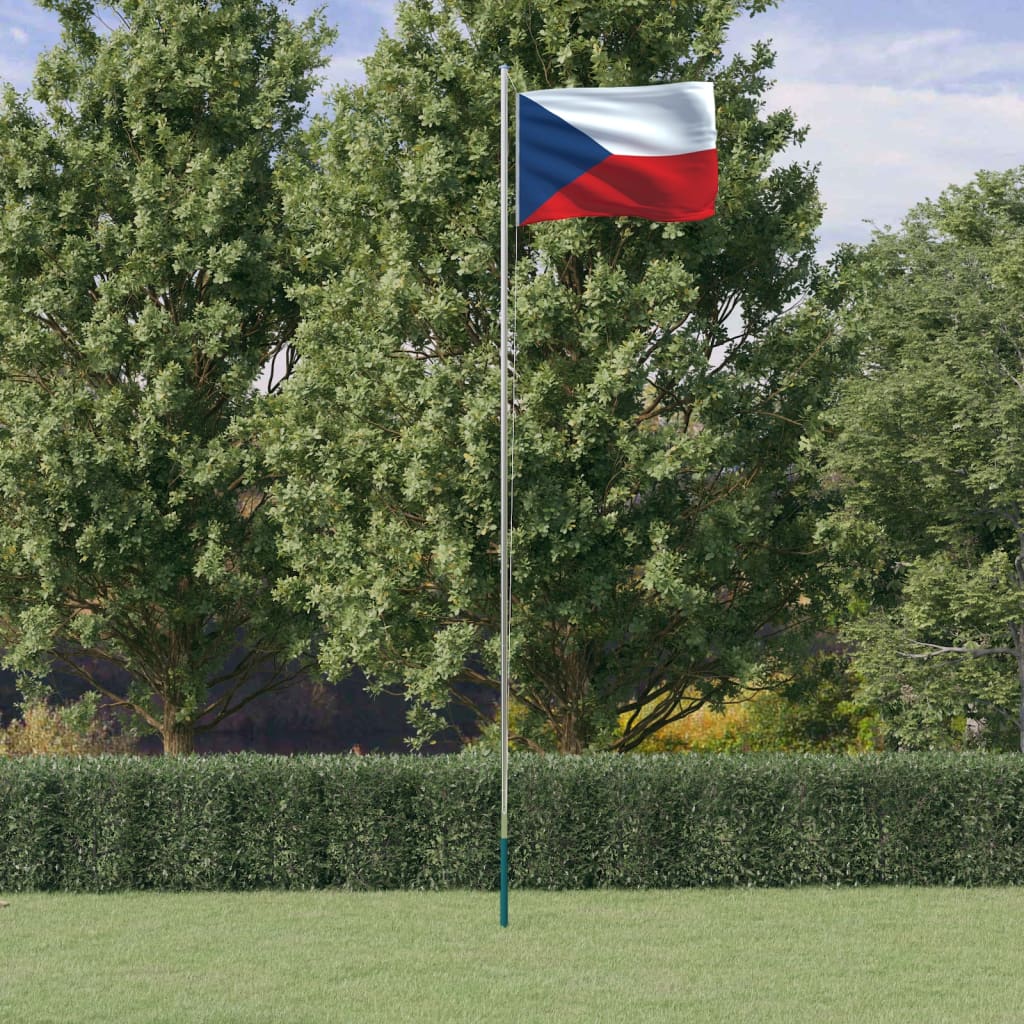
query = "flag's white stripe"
xmin=520 ymin=82 xmax=716 ymax=158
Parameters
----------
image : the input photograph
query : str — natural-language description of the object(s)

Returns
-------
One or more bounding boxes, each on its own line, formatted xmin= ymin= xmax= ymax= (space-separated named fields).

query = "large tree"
xmin=270 ymin=0 xmax=838 ymax=752
xmin=0 ymin=0 xmax=332 ymax=753
xmin=818 ymin=167 xmax=1024 ymax=751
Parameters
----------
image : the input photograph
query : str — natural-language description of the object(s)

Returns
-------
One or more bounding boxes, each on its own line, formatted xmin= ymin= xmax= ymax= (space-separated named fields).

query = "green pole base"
xmin=500 ymin=837 xmax=509 ymax=927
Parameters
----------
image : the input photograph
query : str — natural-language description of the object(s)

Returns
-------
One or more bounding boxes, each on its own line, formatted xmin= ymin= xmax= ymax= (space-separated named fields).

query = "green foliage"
xmin=0 ymin=0 xmax=333 ymax=751
xmin=736 ymin=656 xmax=884 ymax=753
xmin=4 ymin=751 xmax=1024 ymax=891
xmin=817 ymin=167 xmax=1024 ymax=750
xmin=269 ymin=0 xmax=840 ymax=753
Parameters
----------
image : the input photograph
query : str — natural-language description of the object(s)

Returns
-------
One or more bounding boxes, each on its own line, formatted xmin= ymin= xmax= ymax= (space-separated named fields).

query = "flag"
xmin=516 ymin=82 xmax=717 ymax=225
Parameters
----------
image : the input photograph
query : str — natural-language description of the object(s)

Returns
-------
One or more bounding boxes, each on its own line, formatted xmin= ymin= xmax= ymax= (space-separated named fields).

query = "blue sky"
xmin=2 ymin=0 xmax=1022 ymax=255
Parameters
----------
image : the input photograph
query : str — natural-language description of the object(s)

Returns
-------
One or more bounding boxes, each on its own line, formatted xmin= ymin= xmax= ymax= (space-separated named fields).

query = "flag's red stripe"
xmin=521 ymin=149 xmax=717 ymax=225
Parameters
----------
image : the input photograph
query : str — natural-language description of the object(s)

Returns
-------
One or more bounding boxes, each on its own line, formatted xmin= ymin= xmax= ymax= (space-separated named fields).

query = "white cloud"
xmin=322 ymin=53 xmax=367 ymax=89
xmin=878 ymin=28 xmax=964 ymax=58
xmin=745 ymin=21 xmax=1024 ymax=92
xmin=0 ymin=53 xmax=34 ymax=91
xmin=0 ymin=4 xmax=61 ymax=90
xmin=775 ymin=82 xmax=1024 ymax=251
xmin=726 ymin=18 xmax=1024 ymax=252
xmin=305 ymin=53 xmax=367 ymax=113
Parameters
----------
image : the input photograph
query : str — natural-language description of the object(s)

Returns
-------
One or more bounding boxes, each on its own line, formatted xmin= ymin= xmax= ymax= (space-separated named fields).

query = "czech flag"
xmin=516 ymin=82 xmax=717 ymax=226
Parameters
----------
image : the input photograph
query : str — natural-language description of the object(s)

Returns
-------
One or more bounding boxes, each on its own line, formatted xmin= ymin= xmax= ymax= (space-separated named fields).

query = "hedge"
xmin=2 ymin=751 xmax=1024 ymax=891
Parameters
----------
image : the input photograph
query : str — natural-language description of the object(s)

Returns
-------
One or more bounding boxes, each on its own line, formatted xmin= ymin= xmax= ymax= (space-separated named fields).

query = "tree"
xmin=0 ymin=0 xmax=332 ymax=753
xmin=817 ymin=167 xmax=1024 ymax=751
xmin=269 ymin=0 xmax=838 ymax=752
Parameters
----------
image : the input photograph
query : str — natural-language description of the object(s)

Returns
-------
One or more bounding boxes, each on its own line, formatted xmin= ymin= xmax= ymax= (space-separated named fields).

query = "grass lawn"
xmin=1 ymin=887 xmax=1021 ymax=1023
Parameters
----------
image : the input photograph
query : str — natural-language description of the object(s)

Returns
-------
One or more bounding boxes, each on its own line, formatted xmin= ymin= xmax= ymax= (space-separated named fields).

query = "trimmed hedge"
xmin=3 ymin=751 xmax=1024 ymax=891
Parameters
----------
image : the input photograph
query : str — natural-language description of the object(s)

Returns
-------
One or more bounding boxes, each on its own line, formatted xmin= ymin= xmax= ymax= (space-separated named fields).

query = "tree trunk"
xmin=162 ymin=716 xmax=195 ymax=756
xmin=557 ymin=710 xmax=586 ymax=754
xmin=549 ymin=644 xmax=594 ymax=754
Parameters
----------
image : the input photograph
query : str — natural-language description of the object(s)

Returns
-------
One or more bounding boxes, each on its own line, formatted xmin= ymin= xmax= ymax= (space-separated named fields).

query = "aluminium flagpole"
xmin=498 ymin=62 xmax=510 ymax=929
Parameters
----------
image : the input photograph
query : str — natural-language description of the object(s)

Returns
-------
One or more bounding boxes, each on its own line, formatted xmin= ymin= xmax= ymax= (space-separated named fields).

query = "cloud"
xmin=0 ymin=4 xmax=61 ymax=90
xmin=739 ymin=19 xmax=1024 ymax=93
xmin=774 ymin=82 xmax=1024 ymax=251
xmin=791 ymin=29 xmax=1024 ymax=93
xmin=0 ymin=53 xmax=35 ymax=92
xmin=726 ymin=18 xmax=1024 ymax=252
xmin=304 ymin=53 xmax=367 ymax=114
xmin=322 ymin=53 xmax=367 ymax=89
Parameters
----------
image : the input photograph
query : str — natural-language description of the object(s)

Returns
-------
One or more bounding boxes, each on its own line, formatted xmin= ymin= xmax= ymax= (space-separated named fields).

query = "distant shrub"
xmin=628 ymin=657 xmax=884 ymax=753
xmin=0 ymin=696 xmax=135 ymax=757
xmin=628 ymin=699 xmax=749 ymax=752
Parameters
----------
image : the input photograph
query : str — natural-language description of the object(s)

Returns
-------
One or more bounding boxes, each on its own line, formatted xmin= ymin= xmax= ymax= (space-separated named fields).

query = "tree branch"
xmin=899 ymin=641 xmax=1015 ymax=660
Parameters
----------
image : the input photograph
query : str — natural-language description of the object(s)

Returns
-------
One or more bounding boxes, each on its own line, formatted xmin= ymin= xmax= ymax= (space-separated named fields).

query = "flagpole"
xmin=498 ymin=63 xmax=511 ymax=930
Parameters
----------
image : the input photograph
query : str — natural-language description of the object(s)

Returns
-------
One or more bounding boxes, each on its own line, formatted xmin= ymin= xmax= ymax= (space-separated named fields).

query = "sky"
xmin=1 ymin=0 xmax=1023 ymax=256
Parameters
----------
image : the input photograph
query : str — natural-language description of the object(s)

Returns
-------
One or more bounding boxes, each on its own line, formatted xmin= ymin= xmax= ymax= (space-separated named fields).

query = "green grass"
xmin=2 ymin=888 xmax=1022 ymax=1023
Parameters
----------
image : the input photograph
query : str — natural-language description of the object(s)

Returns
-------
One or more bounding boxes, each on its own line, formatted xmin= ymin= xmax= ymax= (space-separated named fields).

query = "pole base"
xmin=500 ymin=836 xmax=509 ymax=927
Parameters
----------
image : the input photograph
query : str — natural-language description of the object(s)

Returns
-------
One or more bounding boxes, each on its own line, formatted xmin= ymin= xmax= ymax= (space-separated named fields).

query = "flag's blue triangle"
xmin=517 ymin=94 xmax=610 ymax=224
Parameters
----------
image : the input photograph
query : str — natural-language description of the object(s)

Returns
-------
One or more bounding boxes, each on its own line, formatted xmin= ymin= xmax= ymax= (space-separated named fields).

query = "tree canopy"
xmin=0 ymin=0 xmax=332 ymax=753
xmin=818 ymin=166 xmax=1024 ymax=751
xmin=268 ymin=0 xmax=843 ymax=752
